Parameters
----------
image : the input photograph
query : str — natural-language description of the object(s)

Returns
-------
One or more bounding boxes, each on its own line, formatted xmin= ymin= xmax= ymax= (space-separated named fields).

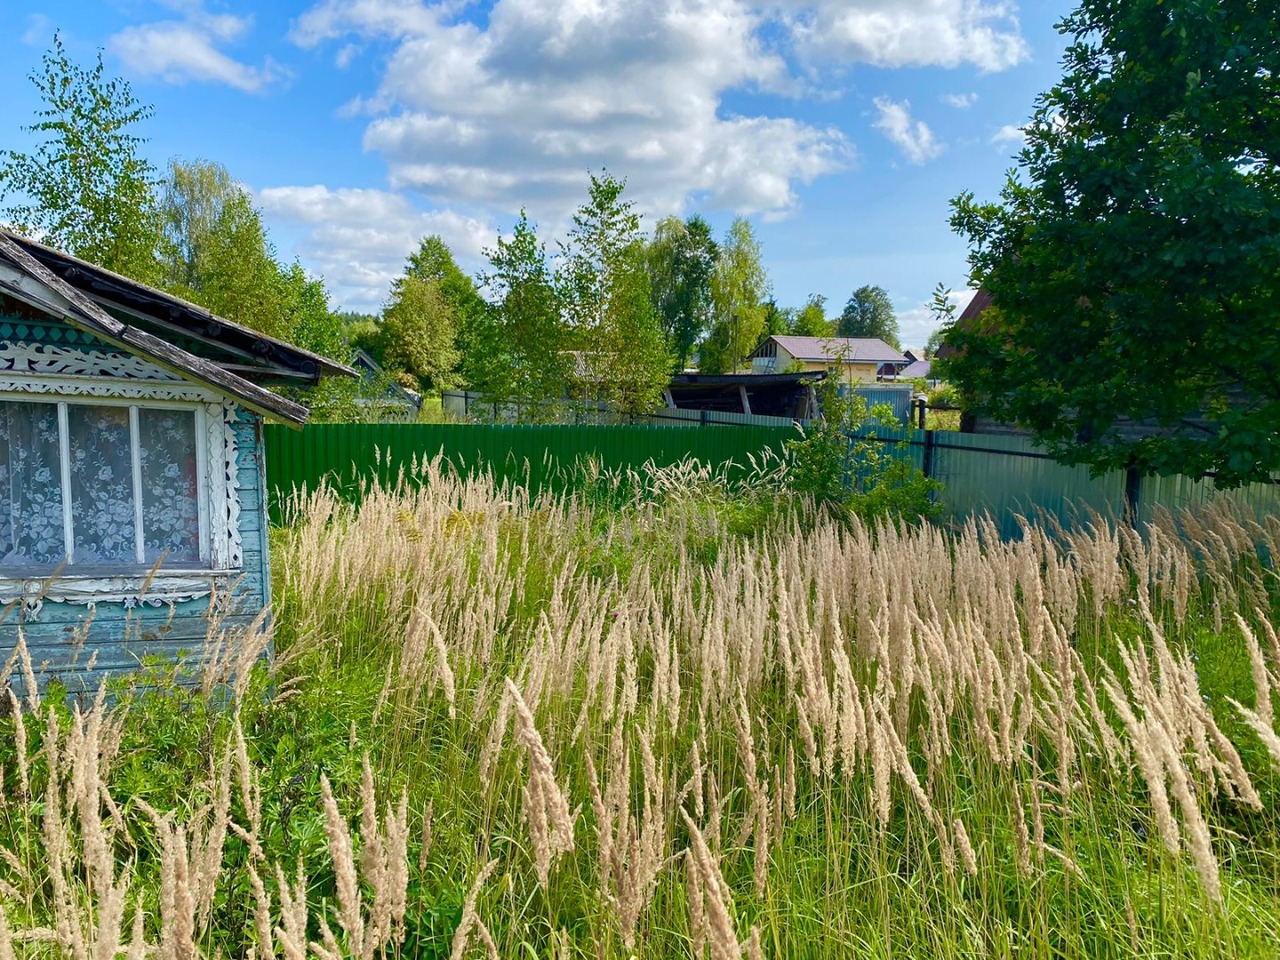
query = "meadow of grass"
xmin=1 ymin=459 xmax=1279 ymax=959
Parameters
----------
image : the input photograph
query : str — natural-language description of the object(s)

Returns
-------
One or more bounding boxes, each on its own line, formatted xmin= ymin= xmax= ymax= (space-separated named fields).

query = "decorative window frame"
xmin=0 ymin=340 xmax=243 ymax=618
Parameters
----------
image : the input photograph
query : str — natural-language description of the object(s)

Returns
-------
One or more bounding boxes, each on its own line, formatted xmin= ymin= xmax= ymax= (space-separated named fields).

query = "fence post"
xmin=922 ymin=428 xmax=936 ymax=480
xmin=1124 ymin=465 xmax=1142 ymax=529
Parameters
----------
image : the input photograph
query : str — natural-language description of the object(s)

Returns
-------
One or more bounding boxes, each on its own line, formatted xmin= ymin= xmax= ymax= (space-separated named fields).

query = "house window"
xmin=0 ymin=398 xmax=205 ymax=572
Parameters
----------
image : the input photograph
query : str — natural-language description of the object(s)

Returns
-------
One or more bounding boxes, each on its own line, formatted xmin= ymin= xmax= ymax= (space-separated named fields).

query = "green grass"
xmin=2 ymin=469 xmax=1279 ymax=959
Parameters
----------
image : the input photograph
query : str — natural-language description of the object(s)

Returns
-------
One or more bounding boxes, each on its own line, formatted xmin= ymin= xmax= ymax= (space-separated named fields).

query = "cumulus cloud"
xmin=991 ymin=123 xmax=1026 ymax=148
xmin=256 ymin=184 xmax=494 ymax=310
xmin=109 ymin=1 xmax=285 ymax=93
xmin=276 ymin=0 xmax=1028 ymax=306
xmin=873 ymin=97 xmax=943 ymax=165
xmin=942 ymin=92 xmax=978 ymax=109
xmin=289 ymin=0 xmax=852 ymax=224
xmin=780 ymin=0 xmax=1028 ymax=72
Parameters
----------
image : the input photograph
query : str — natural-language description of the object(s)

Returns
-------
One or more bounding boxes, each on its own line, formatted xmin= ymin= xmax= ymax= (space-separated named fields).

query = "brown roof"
xmin=935 ymin=288 xmax=991 ymax=361
xmin=956 ymin=288 xmax=992 ymax=324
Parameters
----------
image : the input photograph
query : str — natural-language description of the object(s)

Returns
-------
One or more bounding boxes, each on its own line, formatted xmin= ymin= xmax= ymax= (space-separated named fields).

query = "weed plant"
xmin=0 ymin=460 xmax=1278 ymax=959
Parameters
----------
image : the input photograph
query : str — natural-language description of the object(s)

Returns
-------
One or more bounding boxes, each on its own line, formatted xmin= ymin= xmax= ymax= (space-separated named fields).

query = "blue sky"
xmin=0 ymin=0 xmax=1074 ymax=348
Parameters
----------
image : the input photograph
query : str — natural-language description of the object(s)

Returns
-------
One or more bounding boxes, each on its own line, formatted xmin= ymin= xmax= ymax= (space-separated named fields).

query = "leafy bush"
xmin=785 ymin=376 xmax=940 ymax=523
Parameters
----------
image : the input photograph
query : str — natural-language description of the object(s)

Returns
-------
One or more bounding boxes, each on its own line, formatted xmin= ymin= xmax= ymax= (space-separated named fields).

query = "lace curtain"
xmin=1 ymin=399 xmax=202 ymax=570
xmin=67 ymin=405 xmax=136 ymax=564
xmin=0 ymin=401 xmax=65 ymax=565
xmin=139 ymin=409 xmax=200 ymax=564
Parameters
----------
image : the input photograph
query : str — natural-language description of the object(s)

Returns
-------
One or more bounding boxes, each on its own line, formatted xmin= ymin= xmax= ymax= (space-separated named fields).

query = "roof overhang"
xmin=0 ymin=236 xmax=316 ymax=426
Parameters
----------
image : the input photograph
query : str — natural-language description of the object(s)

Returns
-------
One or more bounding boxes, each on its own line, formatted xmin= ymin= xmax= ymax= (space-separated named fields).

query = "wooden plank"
xmin=3 ymin=228 xmax=354 ymax=379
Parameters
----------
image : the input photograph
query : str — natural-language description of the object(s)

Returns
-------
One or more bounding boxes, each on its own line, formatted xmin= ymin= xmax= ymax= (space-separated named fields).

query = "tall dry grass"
xmin=2 ymin=459 xmax=1279 ymax=957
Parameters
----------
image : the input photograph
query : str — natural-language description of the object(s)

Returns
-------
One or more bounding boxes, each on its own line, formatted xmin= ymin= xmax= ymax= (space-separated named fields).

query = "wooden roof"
xmin=0 ymin=229 xmax=356 ymax=426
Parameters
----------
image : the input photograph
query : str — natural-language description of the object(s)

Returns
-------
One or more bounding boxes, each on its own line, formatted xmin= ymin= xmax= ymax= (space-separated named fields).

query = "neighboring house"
xmin=351 ymin=349 xmax=422 ymax=421
xmin=897 ymin=359 xmax=933 ymax=380
xmin=750 ymin=336 xmax=908 ymax=382
xmin=0 ymin=229 xmax=353 ymax=692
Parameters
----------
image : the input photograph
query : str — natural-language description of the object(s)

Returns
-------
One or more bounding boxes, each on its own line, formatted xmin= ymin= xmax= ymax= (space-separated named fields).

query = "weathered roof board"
xmin=0 ymin=230 xmax=356 ymax=426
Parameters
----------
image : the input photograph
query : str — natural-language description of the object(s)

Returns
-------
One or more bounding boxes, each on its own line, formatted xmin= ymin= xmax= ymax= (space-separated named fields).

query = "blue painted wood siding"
xmin=1 ymin=316 xmax=272 ymax=693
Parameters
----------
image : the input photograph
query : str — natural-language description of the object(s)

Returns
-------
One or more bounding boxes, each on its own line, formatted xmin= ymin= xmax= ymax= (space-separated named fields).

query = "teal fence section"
xmin=263 ymin=422 xmax=799 ymax=521
xmin=931 ymin=431 xmax=1128 ymax=536
xmin=848 ymin=427 xmax=1277 ymax=538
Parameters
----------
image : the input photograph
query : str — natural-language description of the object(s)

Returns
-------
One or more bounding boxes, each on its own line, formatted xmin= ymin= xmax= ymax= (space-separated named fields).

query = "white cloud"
xmin=941 ymin=92 xmax=978 ymax=109
xmin=873 ymin=97 xmax=942 ymax=165
xmin=276 ymin=0 xmax=1029 ymax=306
xmin=780 ymin=0 xmax=1028 ymax=72
xmin=109 ymin=2 xmax=285 ymax=93
xmin=991 ymin=123 xmax=1026 ymax=148
xmin=256 ymin=185 xmax=494 ymax=310
xmin=897 ymin=285 xmax=977 ymax=349
xmin=21 ymin=13 xmax=56 ymax=47
xmin=289 ymin=0 xmax=850 ymax=224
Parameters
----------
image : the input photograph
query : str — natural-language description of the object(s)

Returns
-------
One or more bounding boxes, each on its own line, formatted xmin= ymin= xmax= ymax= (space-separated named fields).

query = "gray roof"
xmin=900 ymin=359 xmax=932 ymax=379
xmin=762 ymin=335 xmax=907 ymax=364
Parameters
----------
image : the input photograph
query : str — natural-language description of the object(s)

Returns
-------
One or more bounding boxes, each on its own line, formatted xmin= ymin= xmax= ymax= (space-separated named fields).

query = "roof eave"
xmin=0 ymin=237 xmax=311 ymax=426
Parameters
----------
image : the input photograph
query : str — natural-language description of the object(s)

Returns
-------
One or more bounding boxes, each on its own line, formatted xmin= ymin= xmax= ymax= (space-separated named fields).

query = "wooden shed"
xmin=0 ymin=230 xmax=353 ymax=692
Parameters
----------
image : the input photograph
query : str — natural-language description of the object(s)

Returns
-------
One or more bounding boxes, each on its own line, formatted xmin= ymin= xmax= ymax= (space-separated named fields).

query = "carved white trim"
xmin=0 ymin=573 xmax=236 ymax=621
xmin=208 ymin=401 xmax=244 ymax=570
xmin=0 ymin=349 xmax=247 ymax=617
xmin=0 ymin=340 xmax=227 ymax=402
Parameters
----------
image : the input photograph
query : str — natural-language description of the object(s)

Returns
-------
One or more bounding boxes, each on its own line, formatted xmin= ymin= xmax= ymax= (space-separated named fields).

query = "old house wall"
xmin=0 ymin=311 xmax=272 ymax=694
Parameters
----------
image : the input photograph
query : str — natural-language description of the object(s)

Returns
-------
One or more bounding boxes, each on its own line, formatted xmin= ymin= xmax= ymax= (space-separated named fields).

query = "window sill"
xmin=0 ymin=569 xmax=242 ymax=621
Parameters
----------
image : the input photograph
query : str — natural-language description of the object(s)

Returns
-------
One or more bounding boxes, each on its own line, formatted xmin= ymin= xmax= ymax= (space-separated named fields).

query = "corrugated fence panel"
xmin=1138 ymin=472 xmax=1280 ymax=525
xmin=267 ymin=423 xmax=1279 ymax=538
xmin=930 ymin=431 xmax=1126 ymax=538
xmin=264 ymin=422 xmax=799 ymax=521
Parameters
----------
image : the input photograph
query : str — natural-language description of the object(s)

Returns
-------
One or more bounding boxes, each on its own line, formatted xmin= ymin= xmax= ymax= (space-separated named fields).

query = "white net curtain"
xmin=0 ymin=399 xmax=202 ymax=570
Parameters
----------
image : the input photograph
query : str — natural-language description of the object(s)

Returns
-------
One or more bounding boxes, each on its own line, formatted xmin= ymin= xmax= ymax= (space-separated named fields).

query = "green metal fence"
xmin=851 ymin=425 xmax=1280 ymax=537
xmin=263 ymin=422 xmax=798 ymax=522
xmin=264 ymin=422 xmax=1280 ymax=535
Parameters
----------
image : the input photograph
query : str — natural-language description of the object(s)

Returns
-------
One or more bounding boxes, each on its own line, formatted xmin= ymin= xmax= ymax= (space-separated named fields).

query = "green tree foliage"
xmin=559 ymin=172 xmax=672 ymax=414
xmin=402 ymin=235 xmax=486 ymax=384
xmin=379 ymin=274 xmax=460 ymax=393
xmin=838 ymin=285 xmax=900 ymax=347
xmin=0 ymin=35 xmax=162 ymax=282
xmin=790 ymin=294 xmax=834 ymax=337
xmin=700 ymin=217 xmax=768 ymax=373
xmin=159 ymin=160 xmax=293 ymax=340
xmin=469 ymin=211 xmax=574 ymax=420
xmin=645 ymin=214 xmax=718 ymax=370
xmin=945 ymin=0 xmax=1280 ymax=487
xmin=785 ymin=376 xmax=939 ymax=522
xmin=922 ymin=282 xmax=957 ymax=359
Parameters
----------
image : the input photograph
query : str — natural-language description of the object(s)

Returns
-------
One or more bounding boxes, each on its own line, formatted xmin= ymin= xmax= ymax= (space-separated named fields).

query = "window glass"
xmin=0 ymin=401 xmax=65 ymax=566
xmin=139 ymin=409 xmax=201 ymax=564
xmin=67 ymin=405 xmax=136 ymax=564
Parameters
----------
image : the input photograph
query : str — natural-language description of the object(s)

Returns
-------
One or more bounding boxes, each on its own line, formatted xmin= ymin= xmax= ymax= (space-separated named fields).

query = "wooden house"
xmin=0 ymin=230 xmax=353 ymax=692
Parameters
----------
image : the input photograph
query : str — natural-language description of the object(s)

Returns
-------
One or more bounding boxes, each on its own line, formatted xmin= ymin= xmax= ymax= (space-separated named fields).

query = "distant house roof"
xmin=352 ymin=349 xmax=422 ymax=411
xmin=756 ymin=336 xmax=908 ymax=364
xmin=0 ymin=228 xmax=355 ymax=425
xmin=934 ymin=288 xmax=991 ymax=361
xmin=957 ymin=288 xmax=992 ymax=324
xmin=899 ymin=359 xmax=932 ymax=379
